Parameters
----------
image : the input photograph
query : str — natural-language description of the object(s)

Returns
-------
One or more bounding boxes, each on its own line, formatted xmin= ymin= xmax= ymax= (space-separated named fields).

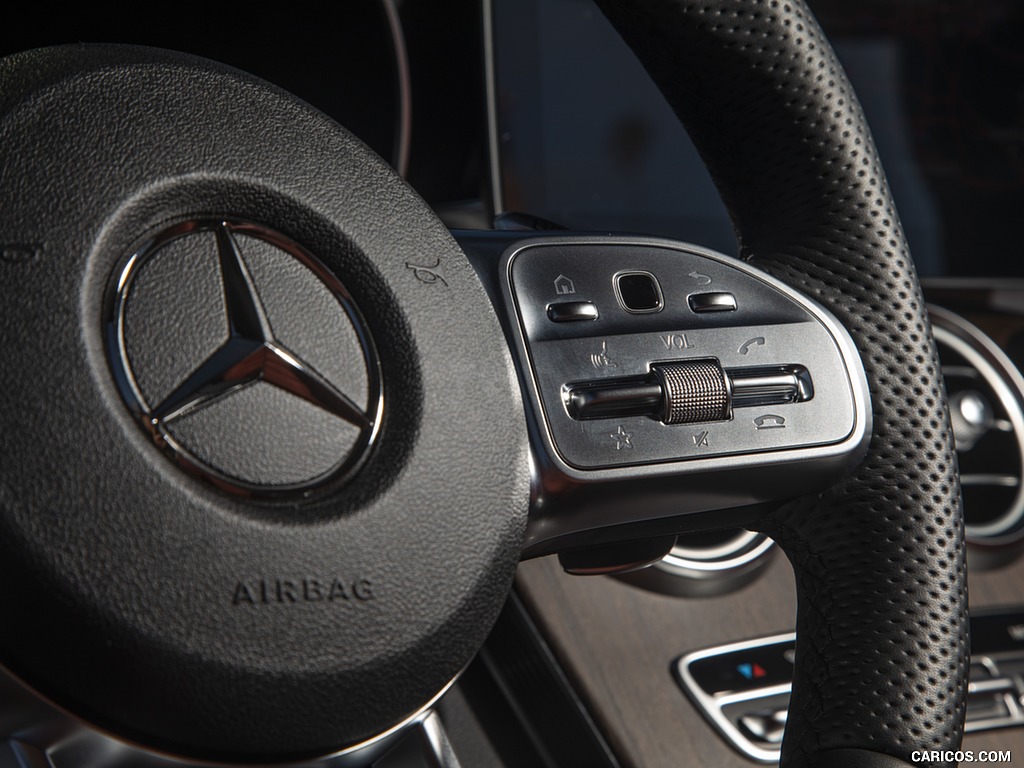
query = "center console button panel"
xmin=676 ymin=607 xmax=1024 ymax=763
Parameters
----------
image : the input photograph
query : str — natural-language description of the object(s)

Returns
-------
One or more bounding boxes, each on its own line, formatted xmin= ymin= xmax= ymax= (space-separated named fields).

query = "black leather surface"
xmin=0 ymin=46 xmax=529 ymax=759
xmin=821 ymin=749 xmax=919 ymax=768
xmin=595 ymin=2 xmax=969 ymax=766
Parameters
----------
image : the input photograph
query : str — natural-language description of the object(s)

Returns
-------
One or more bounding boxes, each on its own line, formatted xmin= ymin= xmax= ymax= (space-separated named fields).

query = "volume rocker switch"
xmin=566 ymin=361 xmax=813 ymax=425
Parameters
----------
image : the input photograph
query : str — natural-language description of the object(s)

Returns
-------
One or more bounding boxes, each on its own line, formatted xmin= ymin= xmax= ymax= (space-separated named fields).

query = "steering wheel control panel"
xmin=489 ymin=236 xmax=872 ymax=551
xmin=504 ymin=239 xmax=861 ymax=470
xmin=677 ymin=607 xmax=1024 ymax=763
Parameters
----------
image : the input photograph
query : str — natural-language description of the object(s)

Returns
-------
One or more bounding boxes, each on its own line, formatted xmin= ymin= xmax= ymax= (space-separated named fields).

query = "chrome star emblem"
xmin=107 ymin=220 xmax=382 ymax=495
xmin=150 ymin=225 xmax=370 ymax=429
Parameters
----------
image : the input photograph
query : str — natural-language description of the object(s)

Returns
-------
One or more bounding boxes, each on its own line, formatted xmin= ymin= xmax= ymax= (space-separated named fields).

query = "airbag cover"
xmin=0 ymin=45 xmax=529 ymax=761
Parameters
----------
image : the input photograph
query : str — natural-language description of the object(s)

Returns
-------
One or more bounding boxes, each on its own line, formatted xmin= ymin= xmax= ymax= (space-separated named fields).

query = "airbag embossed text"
xmin=232 ymin=577 xmax=374 ymax=605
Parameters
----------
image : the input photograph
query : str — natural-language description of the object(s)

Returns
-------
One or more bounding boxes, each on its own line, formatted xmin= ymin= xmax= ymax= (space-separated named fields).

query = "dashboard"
xmin=1 ymin=1 xmax=1023 ymax=767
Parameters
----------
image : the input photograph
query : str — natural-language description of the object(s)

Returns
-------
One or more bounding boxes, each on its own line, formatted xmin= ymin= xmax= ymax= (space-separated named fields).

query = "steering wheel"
xmin=0 ymin=1 xmax=967 ymax=767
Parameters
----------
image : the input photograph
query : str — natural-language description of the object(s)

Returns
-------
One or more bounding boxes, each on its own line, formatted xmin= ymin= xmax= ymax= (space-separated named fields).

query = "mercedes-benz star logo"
xmin=107 ymin=220 xmax=382 ymax=495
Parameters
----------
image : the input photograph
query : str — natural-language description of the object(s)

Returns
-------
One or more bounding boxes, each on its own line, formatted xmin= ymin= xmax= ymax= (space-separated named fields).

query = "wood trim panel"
xmin=516 ymin=548 xmax=1024 ymax=767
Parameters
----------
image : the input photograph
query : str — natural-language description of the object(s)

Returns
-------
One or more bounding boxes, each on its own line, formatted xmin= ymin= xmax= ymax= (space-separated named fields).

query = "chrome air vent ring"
xmin=930 ymin=305 xmax=1024 ymax=555
xmin=616 ymin=529 xmax=775 ymax=597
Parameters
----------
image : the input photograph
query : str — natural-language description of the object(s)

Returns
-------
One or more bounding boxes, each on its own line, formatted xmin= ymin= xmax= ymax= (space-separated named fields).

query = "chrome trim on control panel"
xmin=613 ymin=270 xmax=664 ymax=314
xmin=503 ymin=237 xmax=870 ymax=482
xmin=675 ymin=633 xmax=796 ymax=764
xmin=500 ymin=236 xmax=872 ymax=554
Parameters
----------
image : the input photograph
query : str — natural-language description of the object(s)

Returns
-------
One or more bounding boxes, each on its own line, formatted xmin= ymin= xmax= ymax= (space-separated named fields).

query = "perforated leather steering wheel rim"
xmin=595 ymin=2 xmax=969 ymax=766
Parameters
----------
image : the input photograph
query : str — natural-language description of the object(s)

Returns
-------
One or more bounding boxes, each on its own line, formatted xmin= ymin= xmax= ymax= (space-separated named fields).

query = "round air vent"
xmin=930 ymin=305 xmax=1024 ymax=565
xmin=616 ymin=529 xmax=775 ymax=597
xmin=626 ymin=305 xmax=1024 ymax=591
